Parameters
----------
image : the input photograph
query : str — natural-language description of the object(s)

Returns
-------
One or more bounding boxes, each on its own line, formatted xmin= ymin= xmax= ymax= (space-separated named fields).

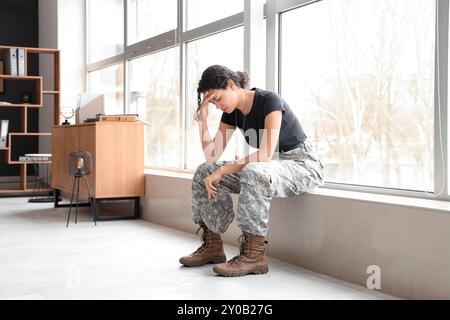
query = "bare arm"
xmin=217 ymin=110 xmax=282 ymax=176
xmin=198 ymin=120 xmax=236 ymax=163
xmin=204 ymin=110 xmax=282 ymax=198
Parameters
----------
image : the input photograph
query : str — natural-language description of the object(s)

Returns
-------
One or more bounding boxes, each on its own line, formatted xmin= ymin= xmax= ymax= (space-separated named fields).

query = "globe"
xmin=60 ymin=107 xmax=75 ymax=125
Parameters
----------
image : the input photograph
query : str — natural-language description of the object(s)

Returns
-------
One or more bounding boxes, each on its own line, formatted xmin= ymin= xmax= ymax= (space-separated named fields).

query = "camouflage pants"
xmin=191 ymin=140 xmax=324 ymax=237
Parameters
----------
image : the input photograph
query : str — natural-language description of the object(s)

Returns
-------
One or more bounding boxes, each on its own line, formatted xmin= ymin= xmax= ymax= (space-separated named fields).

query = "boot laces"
xmin=228 ymin=234 xmax=250 ymax=265
xmin=192 ymin=225 xmax=212 ymax=255
xmin=229 ymin=233 xmax=267 ymax=265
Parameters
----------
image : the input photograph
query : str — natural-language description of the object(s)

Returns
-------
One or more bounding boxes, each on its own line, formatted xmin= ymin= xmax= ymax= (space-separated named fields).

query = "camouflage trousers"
xmin=191 ymin=140 xmax=324 ymax=237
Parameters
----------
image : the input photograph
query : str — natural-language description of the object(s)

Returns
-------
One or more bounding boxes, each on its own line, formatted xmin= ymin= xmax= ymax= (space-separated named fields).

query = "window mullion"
xmin=435 ymin=0 xmax=450 ymax=197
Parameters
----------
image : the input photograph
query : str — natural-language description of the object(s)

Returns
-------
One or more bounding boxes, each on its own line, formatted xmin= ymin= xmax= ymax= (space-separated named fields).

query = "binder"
xmin=4 ymin=48 xmax=17 ymax=76
xmin=0 ymin=119 xmax=8 ymax=148
xmin=17 ymin=48 xmax=25 ymax=76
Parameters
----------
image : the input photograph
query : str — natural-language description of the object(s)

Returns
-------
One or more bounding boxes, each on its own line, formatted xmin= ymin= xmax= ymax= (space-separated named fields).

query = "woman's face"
xmin=207 ymin=81 xmax=240 ymax=113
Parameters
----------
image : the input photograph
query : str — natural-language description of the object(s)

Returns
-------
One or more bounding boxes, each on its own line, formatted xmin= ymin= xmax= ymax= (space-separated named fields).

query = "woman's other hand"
xmin=204 ymin=170 xmax=222 ymax=199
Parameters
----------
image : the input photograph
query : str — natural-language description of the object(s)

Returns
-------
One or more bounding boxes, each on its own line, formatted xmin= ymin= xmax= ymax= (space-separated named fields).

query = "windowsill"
xmin=145 ymin=168 xmax=194 ymax=180
xmin=144 ymin=169 xmax=450 ymax=214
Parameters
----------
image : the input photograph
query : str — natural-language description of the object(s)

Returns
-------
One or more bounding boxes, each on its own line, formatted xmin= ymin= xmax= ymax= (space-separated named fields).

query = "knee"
xmin=241 ymin=163 xmax=270 ymax=183
xmin=240 ymin=163 xmax=273 ymax=196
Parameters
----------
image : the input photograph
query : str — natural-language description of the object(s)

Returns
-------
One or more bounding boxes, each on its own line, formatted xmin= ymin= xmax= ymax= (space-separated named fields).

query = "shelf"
xmin=9 ymin=161 xmax=51 ymax=165
xmin=8 ymin=133 xmax=52 ymax=164
xmin=43 ymin=90 xmax=60 ymax=95
xmin=24 ymin=188 xmax=53 ymax=193
xmin=0 ymin=75 xmax=43 ymax=106
xmin=0 ymin=188 xmax=52 ymax=194
xmin=0 ymin=45 xmax=59 ymax=54
xmin=0 ymin=75 xmax=42 ymax=80
xmin=0 ymin=147 xmax=9 ymax=150
xmin=0 ymin=189 xmax=29 ymax=194
xmin=24 ymin=48 xmax=59 ymax=54
xmin=0 ymin=103 xmax=43 ymax=108
xmin=9 ymin=132 xmax=52 ymax=136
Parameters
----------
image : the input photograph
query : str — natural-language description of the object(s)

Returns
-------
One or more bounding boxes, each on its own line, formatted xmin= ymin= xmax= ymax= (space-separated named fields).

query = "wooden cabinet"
xmin=51 ymin=122 xmax=145 ymax=198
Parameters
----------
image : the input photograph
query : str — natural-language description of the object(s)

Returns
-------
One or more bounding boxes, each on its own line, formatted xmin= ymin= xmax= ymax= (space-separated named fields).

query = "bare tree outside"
xmin=129 ymin=48 xmax=181 ymax=168
xmin=281 ymin=0 xmax=435 ymax=191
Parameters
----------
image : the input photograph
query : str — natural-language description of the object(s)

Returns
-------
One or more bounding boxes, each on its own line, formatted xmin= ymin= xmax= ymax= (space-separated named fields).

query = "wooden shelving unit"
xmin=0 ymin=45 xmax=60 ymax=194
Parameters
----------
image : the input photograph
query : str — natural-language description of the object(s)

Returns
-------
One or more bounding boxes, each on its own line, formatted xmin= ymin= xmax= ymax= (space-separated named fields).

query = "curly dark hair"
xmin=195 ymin=65 xmax=249 ymax=120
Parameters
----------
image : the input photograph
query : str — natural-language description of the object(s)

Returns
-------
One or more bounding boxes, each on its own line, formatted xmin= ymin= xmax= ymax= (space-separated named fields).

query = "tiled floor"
xmin=0 ymin=197 xmax=397 ymax=300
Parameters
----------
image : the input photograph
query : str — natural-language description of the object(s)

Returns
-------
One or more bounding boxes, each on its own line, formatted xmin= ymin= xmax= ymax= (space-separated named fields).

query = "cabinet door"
xmin=77 ymin=125 xmax=96 ymax=197
xmin=95 ymin=123 xmax=144 ymax=197
xmin=51 ymin=126 xmax=78 ymax=190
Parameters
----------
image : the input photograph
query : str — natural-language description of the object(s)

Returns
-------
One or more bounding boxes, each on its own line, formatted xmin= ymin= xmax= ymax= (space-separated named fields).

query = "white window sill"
xmin=145 ymin=169 xmax=450 ymax=214
xmin=145 ymin=168 xmax=194 ymax=180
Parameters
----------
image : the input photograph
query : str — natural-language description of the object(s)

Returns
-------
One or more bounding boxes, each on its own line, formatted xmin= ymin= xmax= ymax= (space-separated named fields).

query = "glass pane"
xmin=186 ymin=27 xmax=246 ymax=169
xmin=280 ymin=0 xmax=435 ymax=191
xmin=128 ymin=48 xmax=181 ymax=168
xmin=127 ymin=0 xmax=177 ymax=44
xmin=87 ymin=64 xmax=124 ymax=115
xmin=185 ymin=0 xmax=243 ymax=30
xmin=87 ymin=0 xmax=124 ymax=62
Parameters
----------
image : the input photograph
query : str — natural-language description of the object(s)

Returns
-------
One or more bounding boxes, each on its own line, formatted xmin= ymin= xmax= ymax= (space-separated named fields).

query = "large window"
xmin=127 ymin=0 xmax=177 ymax=44
xmin=87 ymin=0 xmax=124 ymax=63
xmin=88 ymin=64 xmax=124 ymax=115
xmin=186 ymin=27 xmax=246 ymax=168
xmin=280 ymin=0 xmax=436 ymax=191
xmin=128 ymin=48 xmax=181 ymax=168
xmin=185 ymin=0 xmax=243 ymax=30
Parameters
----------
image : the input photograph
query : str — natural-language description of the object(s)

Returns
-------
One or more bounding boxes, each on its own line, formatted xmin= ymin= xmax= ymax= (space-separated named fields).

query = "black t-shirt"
xmin=220 ymin=88 xmax=307 ymax=151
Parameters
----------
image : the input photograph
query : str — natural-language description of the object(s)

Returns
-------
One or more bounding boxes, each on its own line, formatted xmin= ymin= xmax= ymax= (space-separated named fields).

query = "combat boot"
xmin=213 ymin=231 xmax=268 ymax=276
xmin=179 ymin=224 xmax=226 ymax=267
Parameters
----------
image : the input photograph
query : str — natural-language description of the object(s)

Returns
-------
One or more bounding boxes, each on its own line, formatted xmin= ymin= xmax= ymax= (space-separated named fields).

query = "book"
xmin=17 ymin=48 xmax=25 ymax=76
xmin=19 ymin=155 xmax=51 ymax=162
xmin=0 ymin=119 xmax=9 ymax=148
xmin=4 ymin=48 xmax=17 ymax=76
xmin=98 ymin=114 xmax=138 ymax=122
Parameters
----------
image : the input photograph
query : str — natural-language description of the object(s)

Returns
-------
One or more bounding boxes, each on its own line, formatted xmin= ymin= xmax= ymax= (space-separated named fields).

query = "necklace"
xmin=234 ymin=90 xmax=248 ymax=160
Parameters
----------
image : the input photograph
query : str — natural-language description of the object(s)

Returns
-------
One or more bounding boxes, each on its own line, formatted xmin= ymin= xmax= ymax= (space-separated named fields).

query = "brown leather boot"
xmin=213 ymin=231 xmax=268 ymax=277
xmin=179 ymin=224 xmax=226 ymax=267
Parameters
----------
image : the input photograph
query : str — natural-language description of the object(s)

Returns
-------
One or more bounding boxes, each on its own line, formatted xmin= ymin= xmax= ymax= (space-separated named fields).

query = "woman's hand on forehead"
xmin=204 ymin=91 xmax=216 ymax=102
xmin=200 ymin=90 xmax=215 ymax=107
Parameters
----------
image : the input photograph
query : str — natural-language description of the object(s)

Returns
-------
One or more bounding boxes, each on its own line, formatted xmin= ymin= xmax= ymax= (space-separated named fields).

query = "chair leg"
xmin=83 ymin=175 xmax=96 ymax=226
xmin=75 ymin=177 xmax=80 ymax=224
xmin=67 ymin=176 xmax=77 ymax=227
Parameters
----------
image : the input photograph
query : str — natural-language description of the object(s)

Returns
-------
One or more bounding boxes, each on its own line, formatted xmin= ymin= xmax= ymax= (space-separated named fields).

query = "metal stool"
xmin=66 ymin=150 xmax=96 ymax=227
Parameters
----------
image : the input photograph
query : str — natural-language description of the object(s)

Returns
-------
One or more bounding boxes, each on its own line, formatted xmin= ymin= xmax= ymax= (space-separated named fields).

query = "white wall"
xmin=57 ymin=0 xmax=86 ymax=108
xmin=38 ymin=0 xmax=85 ymax=154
